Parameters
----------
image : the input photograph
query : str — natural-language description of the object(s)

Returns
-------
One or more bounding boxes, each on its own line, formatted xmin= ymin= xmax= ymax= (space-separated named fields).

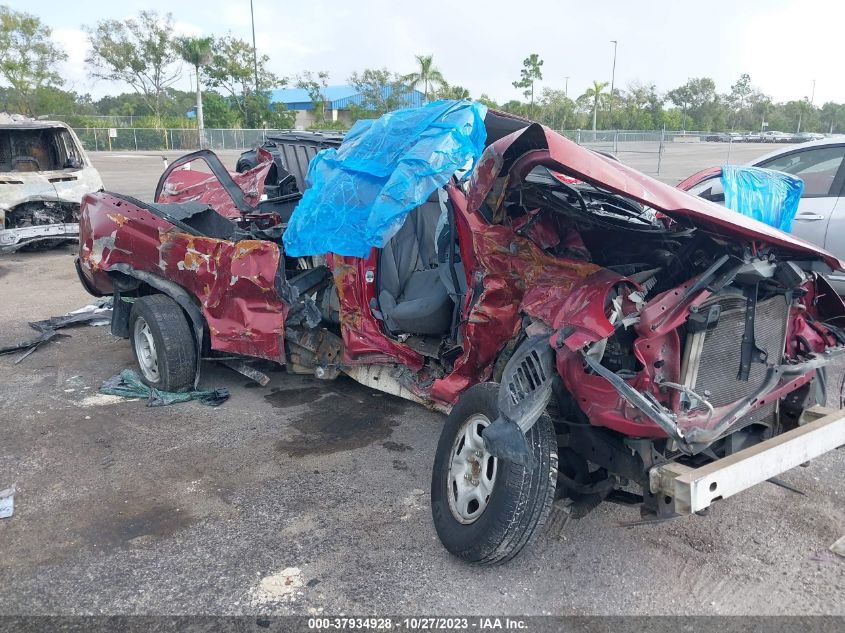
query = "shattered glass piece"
xmin=99 ymin=369 xmax=230 ymax=407
xmin=721 ymin=165 xmax=803 ymax=232
xmin=283 ymin=99 xmax=487 ymax=257
xmin=0 ymin=484 xmax=15 ymax=519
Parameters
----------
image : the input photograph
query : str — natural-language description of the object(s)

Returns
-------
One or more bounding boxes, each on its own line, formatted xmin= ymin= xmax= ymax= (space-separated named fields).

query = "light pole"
xmin=609 ymin=40 xmax=618 ymax=126
xmin=249 ymin=0 xmax=260 ymax=96
xmin=564 ymin=76 xmax=570 ymax=98
xmin=810 ymin=79 xmax=816 ymax=105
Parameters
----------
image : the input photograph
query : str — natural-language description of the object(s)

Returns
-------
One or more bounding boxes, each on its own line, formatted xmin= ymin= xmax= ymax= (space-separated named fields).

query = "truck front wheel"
xmin=430 ymin=383 xmax=558 ymax=564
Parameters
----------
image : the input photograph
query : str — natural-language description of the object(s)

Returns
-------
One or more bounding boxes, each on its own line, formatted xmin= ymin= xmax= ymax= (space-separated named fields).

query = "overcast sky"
xmin=11 ymin=0 xmax=844 ymax=105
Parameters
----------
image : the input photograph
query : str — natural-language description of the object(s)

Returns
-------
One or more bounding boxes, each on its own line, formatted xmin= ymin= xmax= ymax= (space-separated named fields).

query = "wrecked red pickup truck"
xmin=76 ymin=105 xmax=845 ymax=564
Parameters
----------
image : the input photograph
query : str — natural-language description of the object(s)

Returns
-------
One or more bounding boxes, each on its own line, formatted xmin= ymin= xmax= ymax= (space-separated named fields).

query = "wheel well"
xmin=106 ymin=266 xmax=206 ymax=388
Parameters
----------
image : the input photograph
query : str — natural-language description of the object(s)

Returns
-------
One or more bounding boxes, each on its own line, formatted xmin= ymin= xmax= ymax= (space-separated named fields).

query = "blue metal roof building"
xmin=270 ymin=85 xmax=425 ymax=111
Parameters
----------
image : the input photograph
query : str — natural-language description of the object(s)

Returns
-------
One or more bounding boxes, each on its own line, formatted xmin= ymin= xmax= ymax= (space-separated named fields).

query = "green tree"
xmin=0 ymin=6 xmax=67 ymax=114
xmin=347 ymin=68 xmax=408 ymax=119
xmin=176 ymin=36 xmax=213 ymax=138
xmin=537 ymin=88 xmax=575 ymax=129
xmin=476 ymin=94 xmax=499 ymax=110
xmin=401 ymin=54 xmax=445 ymax=101
xmin=727 ymin=73 xmax=752 ymax=130
xmin=616 ymin=82 xmax=663 ymax=130
xmin=201 ymin=91 xmax=240 ymax=128
xmin=581 ymin=80 xmax=609 ymax=131
xmin=205 ymin=34 xmax=282 ymax=127
xmin=85 ymin=11 xmax=181 ymax=126
xmin=512 ymin=53 xmax=544 ymax=111
xmin=820 ymin=102 xmax=845 ymax=134
xmin=667 ymin=77 xmax=717 ymax=130
xmin=296 ymin=70 xmax=330 ymax=125
xmin=436 ymin=83 xmax=470 ymax=100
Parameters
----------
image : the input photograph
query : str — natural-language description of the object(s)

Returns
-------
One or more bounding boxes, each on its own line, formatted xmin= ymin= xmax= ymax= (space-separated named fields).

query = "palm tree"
xmin=402 ymin=55 xmax=446 ymax=101
xmin=583 ymin=80 xmax=609 ymax=131
xmin=176 ymin=36 xmax=214 ymax=145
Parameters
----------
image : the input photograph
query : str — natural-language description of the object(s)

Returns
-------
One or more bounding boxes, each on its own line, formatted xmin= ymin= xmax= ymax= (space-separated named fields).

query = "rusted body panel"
xmin=79 ymin=193 xmax=288 ymax=362
xmin=330 ymin=252 xmax=425 ymax=371
xmin=156 ymin=149 xmax=274 ymax=219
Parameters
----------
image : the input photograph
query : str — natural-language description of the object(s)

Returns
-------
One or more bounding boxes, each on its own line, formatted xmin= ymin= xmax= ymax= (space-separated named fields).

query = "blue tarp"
xmin=721 ymin=165 xmax=804 ymax=233
xmin=282 ymin=100 xmax=488 ymax=257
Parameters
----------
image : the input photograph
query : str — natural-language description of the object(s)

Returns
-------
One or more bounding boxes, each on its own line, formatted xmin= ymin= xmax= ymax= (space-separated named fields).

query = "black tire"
xmin=129 ymin=294 xmax=197 ymax=392
xmin=431 ymin=383 xmax=558 ymax=564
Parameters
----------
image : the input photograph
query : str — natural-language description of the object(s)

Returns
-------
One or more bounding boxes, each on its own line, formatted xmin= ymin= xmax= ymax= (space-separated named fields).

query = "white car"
xmin=679 ymin=136 xmax=845 ymax=292
xmin=761 ymin=130 xmax=793 ymax=143
xmin=0 ymin=113 xmax=103 ymax=252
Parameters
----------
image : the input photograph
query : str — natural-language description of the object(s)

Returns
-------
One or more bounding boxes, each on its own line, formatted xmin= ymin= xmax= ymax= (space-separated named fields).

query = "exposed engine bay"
xmin=0 ymin=115 xmax=103 ymax=252
xmin=495 ymin=166 xmax=845 ymax=455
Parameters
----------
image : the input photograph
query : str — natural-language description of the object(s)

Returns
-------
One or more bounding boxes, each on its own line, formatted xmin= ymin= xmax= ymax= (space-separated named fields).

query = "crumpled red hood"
xmin=467 ymin=124 xmax=844 ymax=272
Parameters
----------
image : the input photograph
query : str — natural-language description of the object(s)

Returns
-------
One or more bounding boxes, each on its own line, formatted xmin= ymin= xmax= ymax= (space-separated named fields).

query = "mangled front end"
xmin=0 ymin=118 xmax=104 ymax=252
xmin=468 ymin=124 xmax=845 ymax=466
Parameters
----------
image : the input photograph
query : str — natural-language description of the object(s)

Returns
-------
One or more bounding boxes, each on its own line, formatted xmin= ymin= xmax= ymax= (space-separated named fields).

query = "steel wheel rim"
xmin=133 ymin=317 xmax=160 ymax=382
xmin=446 ymin=413 xmax=498 ymax=524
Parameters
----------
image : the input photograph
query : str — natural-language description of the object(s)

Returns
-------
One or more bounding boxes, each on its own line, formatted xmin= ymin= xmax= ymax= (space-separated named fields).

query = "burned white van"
xmin=0 ymin=113 xmax=103 ymax=252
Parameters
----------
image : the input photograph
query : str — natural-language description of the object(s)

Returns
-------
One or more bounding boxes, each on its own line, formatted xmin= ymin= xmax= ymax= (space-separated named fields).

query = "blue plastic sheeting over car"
xmin=721 ymin=165 xmax=804 ymax=233
xmin=282 ymin=100 xmax=488 ymax=257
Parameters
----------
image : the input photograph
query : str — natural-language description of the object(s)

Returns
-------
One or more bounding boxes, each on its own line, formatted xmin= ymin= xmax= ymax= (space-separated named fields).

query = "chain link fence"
xmin=72 ymin=128 xmax=302 ymax=153
xmin=74 ymin=127 xmax=740 ymax=176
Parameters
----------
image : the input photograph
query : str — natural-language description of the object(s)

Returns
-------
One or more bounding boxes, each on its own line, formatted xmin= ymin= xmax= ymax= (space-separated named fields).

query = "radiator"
xmin=681 ymin=293 xmax=790 ymax=428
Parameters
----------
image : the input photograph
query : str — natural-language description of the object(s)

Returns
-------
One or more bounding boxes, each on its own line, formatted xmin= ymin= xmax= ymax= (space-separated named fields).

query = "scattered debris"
xmin=100 ymin=369 xmax=229 ymax=407
xmin=831 ymin=535 xmax=845 ymax=558
xmin=29 ymin=300 xmax=112 ymax=332
xmin=250 ymin=567 xmax=305 ymax=605
xmin=0 ymin=484 xmax=15 ymax=519
xmin=0 ymin=329 xmax=67 ymax=363
xmin=218 ymin=359 xmax=270 ymax=386
xmin=0 ymin=299 xmax=112 ymax=362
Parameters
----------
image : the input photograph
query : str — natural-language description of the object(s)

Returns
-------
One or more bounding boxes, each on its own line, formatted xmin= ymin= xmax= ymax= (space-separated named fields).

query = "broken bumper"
xmin=649 ymin=406 xmax=845 ymax=514
xmin=0 ymin=223 xmax=79 ymax=252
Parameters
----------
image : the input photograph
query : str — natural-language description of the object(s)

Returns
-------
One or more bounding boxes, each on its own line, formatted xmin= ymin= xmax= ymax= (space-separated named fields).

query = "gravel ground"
xmin=0 ymin=143 xmax=842 ymax=616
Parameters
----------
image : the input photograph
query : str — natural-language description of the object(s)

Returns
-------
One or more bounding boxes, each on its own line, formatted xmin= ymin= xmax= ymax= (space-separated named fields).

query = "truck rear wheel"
xmin=129 ymin=294 xmax=196 ymax=392
xmin=430 ymin=383 xmax=557 ymax=564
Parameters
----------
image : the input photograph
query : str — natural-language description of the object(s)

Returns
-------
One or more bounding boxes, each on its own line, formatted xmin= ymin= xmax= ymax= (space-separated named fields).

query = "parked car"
xmin=793 ymin=132 xmax=825 ymax=143
xmin=679 ymin=136 xmax=845 ymax=293
xmin=0 ymin=113 xmax=103 ymax=252
xmin=762 ymin=130 xmax=793 ymax=143
xmin=76 ymin=106 xmax=845 ymax=564
xmin=704 ymin=132 xmax=742 ymax=143
xmin=742 ymin=131 xmax=763 ymax=142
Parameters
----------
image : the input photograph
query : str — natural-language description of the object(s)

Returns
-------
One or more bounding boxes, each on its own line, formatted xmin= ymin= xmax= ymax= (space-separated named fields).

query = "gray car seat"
xmin=378 ymin=197 xmax=455 ymax=335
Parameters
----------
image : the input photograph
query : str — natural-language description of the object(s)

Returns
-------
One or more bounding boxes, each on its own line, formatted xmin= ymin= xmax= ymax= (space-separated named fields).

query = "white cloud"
xmin=21 ymin=0 xmax=845 ymax=104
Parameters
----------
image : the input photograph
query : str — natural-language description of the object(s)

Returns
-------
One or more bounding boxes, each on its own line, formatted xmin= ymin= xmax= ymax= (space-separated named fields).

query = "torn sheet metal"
xmin=100 ymin=369 xmax=229 ymax=407
xmin=466 ymin=123 xmax=844 ymax=271
xmin=29 ymin=300 xmax=112 ymax=332
xmin=78 ymin=193 xmax=291 ymax=363
xmin=0 ymin=299 xmax=113 ymax=361
xmin=283 ymin=100 xmax=487 ymax=257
